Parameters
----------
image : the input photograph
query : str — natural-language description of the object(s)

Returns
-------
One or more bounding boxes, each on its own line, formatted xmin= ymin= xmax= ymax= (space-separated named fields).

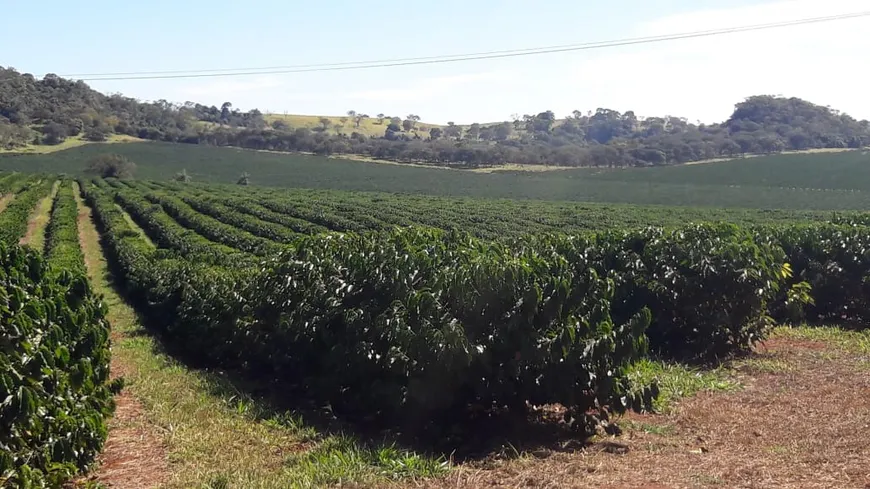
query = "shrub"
xmin=85 ymin=154 xmax=136 ymax=179
xmin=534 ymin=224 xmax=787 ymax=360
xmin=0 ymin=244 xmax=115 ymax=487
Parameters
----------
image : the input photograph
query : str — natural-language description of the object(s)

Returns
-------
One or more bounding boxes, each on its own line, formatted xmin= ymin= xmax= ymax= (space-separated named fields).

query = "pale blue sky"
xmin=2 ymin=0 xmax=869 ymax=123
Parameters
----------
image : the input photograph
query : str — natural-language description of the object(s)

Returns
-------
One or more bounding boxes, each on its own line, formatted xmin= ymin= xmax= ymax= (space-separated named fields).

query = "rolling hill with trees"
xmin=2 ymin=66 xmax=868 ymax=168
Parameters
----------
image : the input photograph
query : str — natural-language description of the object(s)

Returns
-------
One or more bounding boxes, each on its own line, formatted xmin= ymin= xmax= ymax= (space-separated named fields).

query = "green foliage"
xmin=174 ymin=169 xmax=191 ymax=183
xmin=0 ymin=177 xmax=53 ymax=245
xmin=762 ymin=223 xmax=870 ymax=324
xmin=144 ymin=192 xmax=283 ymax=255
xmin=0 ymin=243 xmax=114 ymax=487
xmin=111 ymin=187 xmax=254 ymax=267
xmin=82 ymin=180 xmax=659 ymax=438
xmin=178 ymin=195 xmax=299 ymax=244
xmin=44 ymin=181 xmax=86 ymax=275
xmin=242 ymin=229 xmax=656 ymax=433
xmin=3 ymin=143 xmax=870 ymax=212
xmin=529 ymin=224 xmax=786 ymax=360
xmin=3 ymin=66 xmax=867 ymax=167
xmin=73 ymin=176 xmax=870 ymax=456
xmin=84 ymin=153 xmax=136 ymax=179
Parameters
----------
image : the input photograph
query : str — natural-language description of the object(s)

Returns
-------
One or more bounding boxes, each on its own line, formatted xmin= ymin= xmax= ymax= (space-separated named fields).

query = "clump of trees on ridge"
xmin=1 ymin=66 xmax=868 ymax=168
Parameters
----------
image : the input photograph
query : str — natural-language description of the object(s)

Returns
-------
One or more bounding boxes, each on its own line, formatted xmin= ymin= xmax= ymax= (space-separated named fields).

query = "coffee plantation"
xmin=2 ymin=171 xmax=870 ymax=486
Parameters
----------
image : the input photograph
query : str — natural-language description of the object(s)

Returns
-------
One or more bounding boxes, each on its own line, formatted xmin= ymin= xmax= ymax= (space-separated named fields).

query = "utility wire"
xmin=64 ymin=11 xmax=870 ymax=81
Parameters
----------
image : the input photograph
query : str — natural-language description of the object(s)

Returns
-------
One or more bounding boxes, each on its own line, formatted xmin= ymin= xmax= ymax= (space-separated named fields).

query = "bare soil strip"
xmin=410 ymin=331 xmax=870 ymax=489
xmin=74 ymin=183 xmax=170 ymax=489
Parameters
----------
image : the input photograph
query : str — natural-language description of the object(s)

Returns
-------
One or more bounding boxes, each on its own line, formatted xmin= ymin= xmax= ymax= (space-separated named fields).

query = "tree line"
xmin=2 ymin=66 xmax=868 ymax=167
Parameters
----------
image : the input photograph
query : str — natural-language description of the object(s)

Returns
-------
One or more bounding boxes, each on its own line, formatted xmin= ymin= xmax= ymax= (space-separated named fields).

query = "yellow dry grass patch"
xmin=0 ymin=134 xmax=146 ymax=155
xmin=264 ymin=113 xmax=442 ymax=138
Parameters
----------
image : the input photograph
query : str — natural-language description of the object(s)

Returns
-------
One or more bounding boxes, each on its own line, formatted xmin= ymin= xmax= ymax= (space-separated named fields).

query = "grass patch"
xmin=733 ymin=356 xmax=793 ymax=374
xmin=767 ymin=445 xmax=791 ymax=455
xmin=773 ymin=325 xmax=870 ymax=354
xmin=74 ymin=187 xmax=447 ymax=488
xmin=691 ymin=473 xmax=725 ymax=485
xmin=627 ymin=359 xmax=740 ymax=413
xmin=618 ymin=420 xmax=675 ymax=436
xmin=284 ymin=436 xmax=448 ymax=487
xmin=114 ymin=203 xmax=156 ymax=248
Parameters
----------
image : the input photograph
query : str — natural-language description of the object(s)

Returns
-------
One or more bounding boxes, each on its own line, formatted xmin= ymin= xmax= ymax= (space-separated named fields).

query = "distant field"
xmin=591 ymin=150 xmax=870 ymax=190
xmin=172 ymin=183 xmax=842 ymax=239
xmin=1 ymin=142 xmax=869 ymax=210
xmin=263 ymin=113 xmax=443 ymax=138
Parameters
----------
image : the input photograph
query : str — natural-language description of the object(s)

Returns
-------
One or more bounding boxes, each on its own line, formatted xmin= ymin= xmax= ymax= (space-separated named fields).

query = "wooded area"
xmin=2 ymin=67 xmax=868 ymax=167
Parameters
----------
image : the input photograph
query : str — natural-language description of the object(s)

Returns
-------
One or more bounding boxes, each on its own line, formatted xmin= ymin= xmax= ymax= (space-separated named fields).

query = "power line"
xmin=60 ymin=12 xmax=854 ymax=78
xmin=66 ymin=11 xmax=870 ymax=81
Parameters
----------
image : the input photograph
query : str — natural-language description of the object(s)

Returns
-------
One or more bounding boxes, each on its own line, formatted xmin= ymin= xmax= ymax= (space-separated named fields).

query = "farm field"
xmin=1 ymin=171 xmax=869 ymax=488
xmin=1 ymin=143 xmax=870 ymax=210
xmin=124 ymin=180 xmax=848 ymax=240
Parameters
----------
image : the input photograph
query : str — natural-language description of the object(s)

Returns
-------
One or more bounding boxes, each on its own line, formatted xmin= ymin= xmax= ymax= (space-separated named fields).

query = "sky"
xmin=2 ymin=0 xmax=869 ymax=124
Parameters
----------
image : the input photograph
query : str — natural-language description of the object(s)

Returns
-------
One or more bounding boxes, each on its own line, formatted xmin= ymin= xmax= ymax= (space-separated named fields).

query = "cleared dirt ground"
xmin=408 ymin=329 xmax=870 ymax=489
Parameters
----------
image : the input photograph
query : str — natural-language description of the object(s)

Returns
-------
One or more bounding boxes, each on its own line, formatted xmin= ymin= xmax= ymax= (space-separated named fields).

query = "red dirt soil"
xmin=407 ymin=337 xmax=870 ymax=489
xmin=76 ymin=197 xmax=171 ymax=489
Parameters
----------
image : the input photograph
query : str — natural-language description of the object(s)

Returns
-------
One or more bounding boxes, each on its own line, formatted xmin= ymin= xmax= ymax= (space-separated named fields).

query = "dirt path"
xmin=20 ymin=180 xmax=59 ymax=250
xmin=410 ymin=331 xmax=870 ymax=489
xmin=74 ymin=183 xmax=170 ymax=489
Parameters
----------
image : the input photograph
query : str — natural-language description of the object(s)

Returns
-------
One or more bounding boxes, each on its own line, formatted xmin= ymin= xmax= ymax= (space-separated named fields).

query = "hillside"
xmin=263 ymin=113 xmax=443 ymax=138
xmin=2 ymin=66 xmax=869 ymax=168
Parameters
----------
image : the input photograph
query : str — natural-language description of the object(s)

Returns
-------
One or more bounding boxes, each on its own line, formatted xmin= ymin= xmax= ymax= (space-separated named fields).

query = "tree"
xmin=42 ymin=122 xmax=67 ymax=145
xmin=376 ymin=113 xmax=386 ymax=125
xmin=83 ymin=125 xmax=108 ymax=142
xmin=429 ymin=127 xmax=443 ymax=140
xmin=85 ymin=153 xmax=136 ymax=179
xmin=355 ymin=114 xmax=369 ymax=128
xmin=494 ymin=122 xmax=513 ymax=141
xmin=385 ymin=126 xmax=401 ymax=140
xmin=404 ymin=114 xmax=421 ymax=131
xmin=347 ymin=110 xmax=357 ymax=119
xmin=237 ymin=172 xmax=250 ymax=186
xmin=319 ymin=117 xmax=332 ymax=131
xmin=271 ymin=120 xmax=289 ymax=131
xmin=220 ymin=102 xmax=233 ymax=122
xmin=174 ymin=169 xmax=192 ymax=183
xmin=444 ymin=122 xmax=462 ymax=139
xmin=719 ymin=139 xmax=741 ymax=157
xmin=511 ymin=114 xmax=523 ymax=130
xmin=467 ymin=123 xmax=482 ymax=140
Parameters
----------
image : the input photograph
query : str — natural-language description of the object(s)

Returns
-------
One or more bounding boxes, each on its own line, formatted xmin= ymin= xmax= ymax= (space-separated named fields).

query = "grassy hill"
xmin=0 ymin=134 xmax=144 ymax=155
xmin=263 ymin=113 xmax=443 ymax=138
xmin=0 ymin=142 xmax=869 ymax=211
